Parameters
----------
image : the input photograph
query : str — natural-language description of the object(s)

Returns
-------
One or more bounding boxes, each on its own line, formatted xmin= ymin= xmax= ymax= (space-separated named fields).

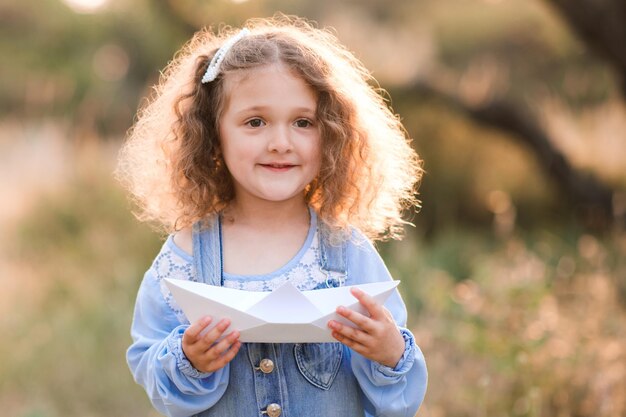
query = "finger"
xmin=224 ymin=340 xmax=242 ymax=361
xmin=207 ymin=330 xmax=240 ymax=359
xmin=197 ymin=318 xmax=231 ymax=349
xmin=331 ymin=330 xmax=366 ymax=352
xmin=328 ymin=319 xmax=371 ymax=345
xmin=350 ymin=287 xmax=385 ymax=319
xmin=219 ymin=340 xmax=242 ymax=364
xmin=183 ymin=316 xmax=213 ymax=343
xmin=205 ymin=341 xmax=242 ymax=373
xmin=335 ymin=305 xmax=375 ymax=332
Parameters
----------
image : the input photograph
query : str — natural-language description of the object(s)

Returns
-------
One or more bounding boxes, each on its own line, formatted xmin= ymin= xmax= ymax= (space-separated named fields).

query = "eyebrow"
xmin=233 ymin=105 xmax=317 ymax=115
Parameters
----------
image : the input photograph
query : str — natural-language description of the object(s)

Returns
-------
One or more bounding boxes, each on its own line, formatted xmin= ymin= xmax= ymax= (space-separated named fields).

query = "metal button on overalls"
xmin=259 ymin=358 xmax=274 ymax=374
xmin=264 ymin=403 xmax=282 ymax=417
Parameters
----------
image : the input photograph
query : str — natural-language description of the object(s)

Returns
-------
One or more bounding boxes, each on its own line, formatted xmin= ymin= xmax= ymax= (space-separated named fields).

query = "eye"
xmin=246 ymin=118 xmax=265 ymax=128
xmin=294 ymin=118 xmax=314 ymax=128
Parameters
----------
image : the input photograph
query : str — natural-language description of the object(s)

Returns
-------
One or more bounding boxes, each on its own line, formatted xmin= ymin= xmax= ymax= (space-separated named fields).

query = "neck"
xmin=224 ymin=196 xmax=309 ymax=227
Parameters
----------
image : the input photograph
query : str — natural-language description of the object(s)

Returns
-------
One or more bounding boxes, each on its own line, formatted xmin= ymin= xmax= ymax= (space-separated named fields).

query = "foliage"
xmin=382 ymin=227 xmax=626 ymax=417
xmin=0 ymin=143 xmax=161 ymax=416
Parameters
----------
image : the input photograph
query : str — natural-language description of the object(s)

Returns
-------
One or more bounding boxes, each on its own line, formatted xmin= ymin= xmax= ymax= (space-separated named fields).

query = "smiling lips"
xmin=260 ymin=163 xmax=296 ymax=172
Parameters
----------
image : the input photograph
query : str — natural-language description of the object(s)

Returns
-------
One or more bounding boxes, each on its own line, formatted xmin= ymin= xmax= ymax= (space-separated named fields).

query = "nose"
xmin=267 ymin=125 xmax=293 ymax=153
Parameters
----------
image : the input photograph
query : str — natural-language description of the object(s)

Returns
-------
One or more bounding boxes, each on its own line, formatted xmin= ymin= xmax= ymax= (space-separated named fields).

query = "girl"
xmin=117 ymin=15 xmax=427 ymax=417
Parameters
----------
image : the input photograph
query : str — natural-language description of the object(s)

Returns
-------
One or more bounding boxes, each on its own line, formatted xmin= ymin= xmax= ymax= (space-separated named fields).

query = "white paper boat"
xmin=164 ymin=278 xmax=399 ymax=343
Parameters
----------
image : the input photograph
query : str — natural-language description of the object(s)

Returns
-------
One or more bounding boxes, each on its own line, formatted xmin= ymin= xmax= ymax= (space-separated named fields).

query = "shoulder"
xmin=318 ymin=222 xmax=377 ymax=260
xmin=172 ymin=226 xmax=193 ymax=256
xmin=346 ymin=227 xmax=377 ymax=254
xmin=344 ymin=227 xmax=392 ymax=284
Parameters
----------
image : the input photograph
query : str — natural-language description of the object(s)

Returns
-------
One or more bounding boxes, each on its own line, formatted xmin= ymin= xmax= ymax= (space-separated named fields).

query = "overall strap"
xmin=192 ymin=215 xmax=222 ymax=286
xmin=317 ymin=222 xmax=348 ymax=287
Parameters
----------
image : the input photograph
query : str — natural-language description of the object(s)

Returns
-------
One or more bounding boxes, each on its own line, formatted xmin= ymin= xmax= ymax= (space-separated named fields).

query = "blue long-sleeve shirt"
xmin=127 ymin=216 xmax=427 ymax=417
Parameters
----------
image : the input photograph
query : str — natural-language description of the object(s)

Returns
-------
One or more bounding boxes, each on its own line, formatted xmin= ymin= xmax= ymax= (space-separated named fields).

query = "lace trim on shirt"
xmin=222 ymin=232 xmax=343 ymax=291
xmin=152 ymin=232 xmax=345 ymax=323
xmin=151 ymin=242 xmax=196 ymax=323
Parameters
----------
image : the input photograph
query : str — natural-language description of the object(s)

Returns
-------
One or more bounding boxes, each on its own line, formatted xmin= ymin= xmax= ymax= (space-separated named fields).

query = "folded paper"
xmin=164 ymin=278 xmax=400 ymax=343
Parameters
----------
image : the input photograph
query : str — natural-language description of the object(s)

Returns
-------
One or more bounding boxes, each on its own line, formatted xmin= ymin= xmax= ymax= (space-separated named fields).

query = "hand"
xmin=182 ymin=316 xmax=241 ymax=373
xmin=328 ymin=287 xmax=405 ymax=368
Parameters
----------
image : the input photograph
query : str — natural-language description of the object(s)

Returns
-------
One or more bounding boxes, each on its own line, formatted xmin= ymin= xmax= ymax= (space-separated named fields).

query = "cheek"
xmin=220 ymin=132 xmax=253 ymax=165
xmin=219 ymin=142 xmax=240 ymax=177
xmin=222 ymin=148 xmax=255 ymax=179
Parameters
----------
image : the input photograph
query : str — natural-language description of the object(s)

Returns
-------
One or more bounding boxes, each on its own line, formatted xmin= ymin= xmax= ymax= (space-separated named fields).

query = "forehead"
xmin=221 ymin=64 xmax=318 ymax=113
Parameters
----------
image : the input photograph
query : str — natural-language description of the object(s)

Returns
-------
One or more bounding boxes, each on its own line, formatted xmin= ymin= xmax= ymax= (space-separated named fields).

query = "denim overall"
xmin=191 ymin=217 xmax=364 ymax=417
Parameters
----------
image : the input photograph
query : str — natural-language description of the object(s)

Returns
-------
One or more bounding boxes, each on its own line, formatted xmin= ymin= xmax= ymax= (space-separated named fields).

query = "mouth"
xmin=260 ymin=163 xmax=296 ymax=171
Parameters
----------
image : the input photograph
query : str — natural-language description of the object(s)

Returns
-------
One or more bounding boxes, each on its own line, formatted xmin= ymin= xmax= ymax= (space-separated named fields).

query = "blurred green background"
xmin=1 ymin=0 xmax=624 ymax=416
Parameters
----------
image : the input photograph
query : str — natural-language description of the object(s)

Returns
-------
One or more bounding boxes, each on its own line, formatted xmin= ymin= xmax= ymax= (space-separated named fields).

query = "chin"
xmin=257 ymin=190 xmax=306 ymax=203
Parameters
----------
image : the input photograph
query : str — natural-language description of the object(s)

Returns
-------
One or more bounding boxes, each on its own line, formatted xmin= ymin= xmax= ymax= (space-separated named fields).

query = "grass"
xmin=383 ymin=226 xmax=626 ymax=417
xmin=0 ymin=143 xmax=162 ymax=416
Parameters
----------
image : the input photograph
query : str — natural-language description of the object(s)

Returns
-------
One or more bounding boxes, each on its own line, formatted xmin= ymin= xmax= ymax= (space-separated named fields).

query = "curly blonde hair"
xmin=116 ymin=15 xmax=422 ymax=241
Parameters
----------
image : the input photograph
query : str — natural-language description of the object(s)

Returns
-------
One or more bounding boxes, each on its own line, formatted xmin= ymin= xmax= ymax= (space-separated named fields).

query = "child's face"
xmin=219 ymin=63 xmax=321 ymax=206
